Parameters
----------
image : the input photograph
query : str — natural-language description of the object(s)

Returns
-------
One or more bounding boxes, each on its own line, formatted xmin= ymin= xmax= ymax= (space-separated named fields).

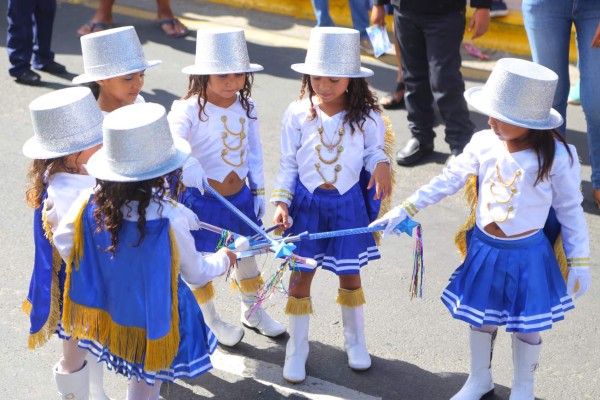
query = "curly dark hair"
xmin=92 ymin=173 xmax=175 ymax=257
xmin=183 ymin=73 xmax=256 ymax=122
xmin=26 ymin=158 xmax=78 ymax=209
xmin=297 ymin=75 xmax=381 ymax=135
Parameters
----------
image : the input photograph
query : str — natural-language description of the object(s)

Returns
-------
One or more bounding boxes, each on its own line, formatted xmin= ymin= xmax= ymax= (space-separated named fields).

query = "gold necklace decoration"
xmin=315 ymin=162 xmax=342 ymax=185
xmin=317 ymin=109 xmax=345 ymax=153
xmin=220 ymin=115 xmax=246 ymax=166
xmin=314 ymin=108 xmax=345 ymax=185
xmin=486 ymin=163 xmax=522 ymax=223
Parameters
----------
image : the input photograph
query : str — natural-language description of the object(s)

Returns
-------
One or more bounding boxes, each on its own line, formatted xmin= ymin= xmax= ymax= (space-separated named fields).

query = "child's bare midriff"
xmin=318 ymin=183 xmax=337 ymax=190
xmin=484 ymin=222 xmax=537 ymax=238
xmin=208 ymin=171 xmax=246 ymax=196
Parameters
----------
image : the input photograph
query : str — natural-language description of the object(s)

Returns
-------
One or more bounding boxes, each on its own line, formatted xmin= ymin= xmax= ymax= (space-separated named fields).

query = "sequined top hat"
xmin=23 ymin=87 xmax=104 ymax=159
xmin=291 ymin=27 xmax=373 ymax=78
xmin=73 ymin=26 xmax=161 ymax=84
xmin=182 ymin=27 xmax=263 ymax=75
xmin=86 ymin=103 xmax=190 ymax=182
xmin=464 ymin=58 xmax=563 ymax=130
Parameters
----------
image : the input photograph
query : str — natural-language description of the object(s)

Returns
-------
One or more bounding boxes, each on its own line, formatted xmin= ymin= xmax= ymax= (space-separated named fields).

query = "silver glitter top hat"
xmin=291 ymin=27 xmax=373 ymax=78
xmin=86 ymin=103 xmax=190 ymax=182
xmin=23 ymin=87 xmax=104 ymax=159
xmin=464 ymin=58 xmax=563 ymax=130
xmin=73 ymin=26 xmax=161 ymax=84
xmin=182 ymin=27 xmax=263 ymax=75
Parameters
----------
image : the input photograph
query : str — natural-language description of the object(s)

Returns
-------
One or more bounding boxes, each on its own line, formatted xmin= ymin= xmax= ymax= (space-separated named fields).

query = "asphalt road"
xmin=1 ymin=1 xmax=598 ymax=399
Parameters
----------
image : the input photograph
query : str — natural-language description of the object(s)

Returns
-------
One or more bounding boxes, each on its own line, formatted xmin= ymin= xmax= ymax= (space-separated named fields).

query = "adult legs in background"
xmin=311 ymin=0 xmax=335 ymax=27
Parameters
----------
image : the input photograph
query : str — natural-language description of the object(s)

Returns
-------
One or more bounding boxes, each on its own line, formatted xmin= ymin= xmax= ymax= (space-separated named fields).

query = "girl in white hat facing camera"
xmin=21 ymin=87 xmax=108 ymax=399
xmin=168 ymin=27 xmax=285 ymax=346
xmin=271 ymin=27 xmax=393 ymax=383
xmin=54 ymin=103 xmax=237 ymax=400
xmin=372 ymin=58 xmax=591 ymax=400
xmin=73 ymin=26 xmax=161 ymax=114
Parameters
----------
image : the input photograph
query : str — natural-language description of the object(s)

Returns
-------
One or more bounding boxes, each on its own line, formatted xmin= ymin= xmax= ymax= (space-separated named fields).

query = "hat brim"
xmin=22 ymin=122 xmax=103 ymax=159
xmin=181 ymin=63 xmax=264 ymax=75
xmin=72 ymin=60 xmax=162 ymax=84
xmin=464 ymin=87 xmax=564 ymax=130
xmin=290 ymin=63 xmax=373 ymax=78
xmin=85 ymin=137 xmax=190 ymax=182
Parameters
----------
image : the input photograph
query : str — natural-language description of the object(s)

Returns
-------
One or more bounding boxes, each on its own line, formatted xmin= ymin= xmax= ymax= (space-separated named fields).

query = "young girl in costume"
xmin=372 ymin=58 xmax=591 ymax=400
xmin=73 ymin=26 xmax=161 ymax=114
xmin=271 ymin=27 xmax=393 ymax=383
xmin=167 ymin=27 xmax=285 ymax=346
xmin=22 ymin=87 xmax=107 ymax=399
xmin=54 ymin=103 xmax=237 ymax=400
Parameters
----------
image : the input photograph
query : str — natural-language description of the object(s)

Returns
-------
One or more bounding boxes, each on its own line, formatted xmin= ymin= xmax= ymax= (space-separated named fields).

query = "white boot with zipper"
xmin=200 ymin=299 xmax=245 ymax=347
xmin=341 ymin=305 xmax=371 ymax=370
xmin=451 ymin=328 xmax=496 ymax=400
xmin=283 ymin=313 xmax=310 ymax=383
xmin=509 ymin=335 xmax=541 ymax=400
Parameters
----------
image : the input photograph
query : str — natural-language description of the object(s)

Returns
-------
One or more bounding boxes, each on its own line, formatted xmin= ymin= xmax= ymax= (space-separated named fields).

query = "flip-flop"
xmin=159 ymin=18 xmax=189 ymax=38
xmin=77 ymin=21 xmax=113 ymax=37
xmin=380 ymin=82 xmax=405 ymax=110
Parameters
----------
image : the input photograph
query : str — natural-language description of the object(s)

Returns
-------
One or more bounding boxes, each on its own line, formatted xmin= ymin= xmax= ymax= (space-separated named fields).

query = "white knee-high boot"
xmin=87 ymin=353 xmax=112 ymax=399
xmin=509 ymin=335 xmax=541 ymax=400
xmin=54 ymin=361 xmax=89 ymax=400
xmin=451 ymin=328 xmax=496 ymax=400
xmin=338 ymin=288 xmax=371 ymax=371
xmin=239 ymin=274 xmax=286 ymax=337
xmin=193 ymin=281 xmax=244 ymax=347
xmin=283 ymin=296 xmax=312 ymax=383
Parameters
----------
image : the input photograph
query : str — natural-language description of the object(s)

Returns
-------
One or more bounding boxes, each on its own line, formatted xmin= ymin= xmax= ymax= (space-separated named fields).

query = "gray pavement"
xmin=1 ymin=1 xmax=598 ymax=399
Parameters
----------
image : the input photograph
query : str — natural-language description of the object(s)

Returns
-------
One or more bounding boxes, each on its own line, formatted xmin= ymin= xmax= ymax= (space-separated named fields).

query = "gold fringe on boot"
xmin=285 ymin=296 xmax=313 ymax=315
xmin=238 ymin=275 xmax=264 ymax=294
xmin=336 ymin=287 xmax=366 ymax=307
xmin=192 ymin=281 xmax=216 ymax=305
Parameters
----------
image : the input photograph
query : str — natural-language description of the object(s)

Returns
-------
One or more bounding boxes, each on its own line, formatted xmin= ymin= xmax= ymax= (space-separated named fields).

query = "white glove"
xmin=181 ymin=157 xmax=207 ymax=195
xmin=368 ymin=205 xmax=408 ymax=237
xmin=566 ymin=266 xmax=591 ymax=299
xmin=254 ymin=195 xmax=266 ymax=220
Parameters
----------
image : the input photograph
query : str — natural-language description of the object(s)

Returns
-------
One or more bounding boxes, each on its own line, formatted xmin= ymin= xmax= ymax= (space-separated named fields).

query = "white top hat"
xmin=73 ymin=26 xmax=161 ymax=84
xmin=86 ymin=103 xmax=190 ymax=182
xmin=182 ymin=27 xmax=263 ymax=75
xmin=464 ymin=58 xmax=563 ymax=130
xmin=23 ymin=87 xmax=104 ymax=159
xmin=291 ymin=27 xmax=373 ymax=78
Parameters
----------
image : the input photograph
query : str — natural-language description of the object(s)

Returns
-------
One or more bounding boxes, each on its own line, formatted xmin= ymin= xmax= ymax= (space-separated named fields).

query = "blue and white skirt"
xmin=441 ymin=226 xmax=574 ymax=333
xmin=179 ymin=185 xmax=262 ymax=253
xmin=285 ymin=181 xmax=380 ymax=275
xmin=79 ymin=278 xmax=218 ymax=385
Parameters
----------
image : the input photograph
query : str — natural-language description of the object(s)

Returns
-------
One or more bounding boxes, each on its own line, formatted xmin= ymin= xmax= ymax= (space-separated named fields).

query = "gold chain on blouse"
xmin=315 ymin=109 xmax=344 ymax=184
xmin=486 ymin=163 xmax=522 ymax=223
xmin=220 ymin=115 xmax=246 ymax=166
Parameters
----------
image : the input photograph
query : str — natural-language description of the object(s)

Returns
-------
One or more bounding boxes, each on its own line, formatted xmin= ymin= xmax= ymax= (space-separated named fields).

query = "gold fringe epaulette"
xmin=454 ymin=175 xmax=478 ymax=261
xmin=553 ymin=235 xmax=572 ymax=286
xmin=62 ymin=203 xmax=181 ymax=371
xmin=25 ymin=201 xmax=63 ymax=349
xmin=373 ymin=116 xmax=397 ymax=245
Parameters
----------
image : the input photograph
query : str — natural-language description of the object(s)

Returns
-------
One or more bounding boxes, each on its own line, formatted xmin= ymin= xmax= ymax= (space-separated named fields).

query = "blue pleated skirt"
xmin=285 ymin=181 xmax=380 ymax=275
xmin=441 ymin=226 xmax=574 ymax=333
xmin=179 ymin=185 xmax=262 ymax=253
xmin=79 ymin=277 xmax=218 ymax=385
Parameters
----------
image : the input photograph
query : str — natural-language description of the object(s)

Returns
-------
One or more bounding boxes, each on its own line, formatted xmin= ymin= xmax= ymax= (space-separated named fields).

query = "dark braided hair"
xmin=298 ymin=75 xmax=381 ymax=135
xmin=183 ymin=73 xmax=256 ymax=122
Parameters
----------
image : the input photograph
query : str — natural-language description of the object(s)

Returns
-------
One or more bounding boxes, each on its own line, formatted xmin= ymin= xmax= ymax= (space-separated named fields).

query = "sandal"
xmin=77 ymin=21 xmax=113 ymax=37
xmin=159 ymin=18 xmax=189 ymax=38
xmin=380 ymin=82 xmax=405 ymax=110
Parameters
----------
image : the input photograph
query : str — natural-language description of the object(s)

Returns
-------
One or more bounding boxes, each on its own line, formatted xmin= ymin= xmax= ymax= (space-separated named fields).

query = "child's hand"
xmin=367 ymin=162 xmax=392 ymax=201
xmin=273 ymin=202 xmax=291 ymax=230
xmin=218 ymin=247 xmax=237 ymax=270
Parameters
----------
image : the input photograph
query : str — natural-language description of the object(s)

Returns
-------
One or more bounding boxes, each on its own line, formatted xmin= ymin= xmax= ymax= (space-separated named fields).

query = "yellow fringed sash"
xmin=453 ymin=175 xmax=569 ymax=284
xmin=62 ymin=200 xmax=181 ymax=372
xmin=23 ymin=200 xmax=63 ymax=349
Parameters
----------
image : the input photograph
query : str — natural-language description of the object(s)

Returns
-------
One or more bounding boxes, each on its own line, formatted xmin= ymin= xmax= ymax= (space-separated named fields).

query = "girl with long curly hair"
xmin=167 ymin=28 xmax=285 ymax=347
xmin=271 ymin=27 xmax=392 ymax=383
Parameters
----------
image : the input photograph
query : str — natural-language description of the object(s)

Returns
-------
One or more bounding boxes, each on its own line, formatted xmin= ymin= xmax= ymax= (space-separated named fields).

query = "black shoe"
xmin=15 ymin=70 xmax=41 ymax=86
xmin=445 ymin=148 xmax=462 ymax=166
xmin=396 ymin=137 xmax=434 ymax=166
xmin=37 ymin=61 xmax=67 ymax=74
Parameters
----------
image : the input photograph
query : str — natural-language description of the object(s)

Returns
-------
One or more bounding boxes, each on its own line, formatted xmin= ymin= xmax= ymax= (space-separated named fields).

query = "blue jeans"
xmin=311 ymin=0 xmax=371 ymax=40
xmin=523 ymin=0 xmax=600 ymax=190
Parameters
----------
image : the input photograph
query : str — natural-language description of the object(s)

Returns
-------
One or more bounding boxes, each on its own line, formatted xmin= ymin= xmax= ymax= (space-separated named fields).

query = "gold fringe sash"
xmin=62 ymin=203 xmax=181 ymax=371
xmin=454 ymin=175 xmax=478 ymax=261
xmin=336 ymin=287 xmax=366 ymax=307
xmin=25 ymin=201 xmax=63 ymax=349
xmin=192 ymin=281 xmax=216 ymax=304
xmin=373 ymin=116 xmax=397 ymax=245
xmin=285 ymin=296 xmax=313 ymax=315
xmin=238 ymin=275 xmax=264 ymax=294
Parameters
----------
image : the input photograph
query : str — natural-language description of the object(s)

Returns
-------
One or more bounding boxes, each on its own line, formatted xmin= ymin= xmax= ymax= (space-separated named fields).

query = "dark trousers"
xmin=394 ymin=9 xmax=474 ymax=151
xmin=7 ymin=0 xmax=57 ymax=77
